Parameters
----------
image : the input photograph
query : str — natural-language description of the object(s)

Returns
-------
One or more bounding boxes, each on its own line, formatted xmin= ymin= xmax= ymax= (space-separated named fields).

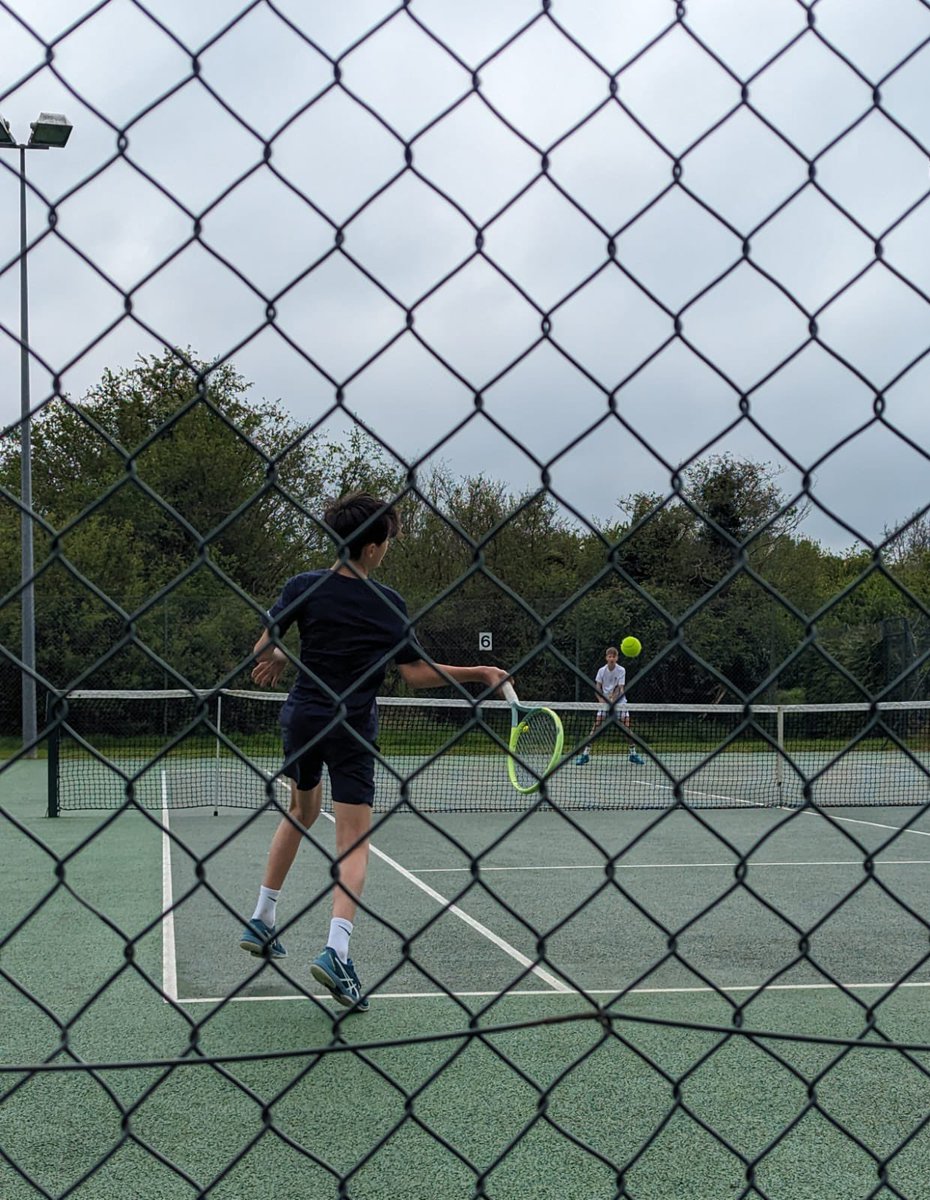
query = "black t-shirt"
xmin=266 ymin=569 xmax=422 ymax=720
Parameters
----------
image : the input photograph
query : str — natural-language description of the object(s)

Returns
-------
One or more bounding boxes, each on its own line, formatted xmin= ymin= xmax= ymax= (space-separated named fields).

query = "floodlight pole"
xmin=18 ymin=144 xmax=36 ymax=757
xmin=1 ymin=113 xmax=72 ymax=757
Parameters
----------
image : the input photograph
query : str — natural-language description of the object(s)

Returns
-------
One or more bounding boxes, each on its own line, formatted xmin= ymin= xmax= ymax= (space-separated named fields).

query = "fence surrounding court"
xmin=3 ymin=3 xmax=930 ymax=1198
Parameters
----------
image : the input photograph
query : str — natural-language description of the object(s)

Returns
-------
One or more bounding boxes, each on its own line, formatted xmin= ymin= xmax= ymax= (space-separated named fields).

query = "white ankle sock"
xmin=328 ymin=917 xmax=353 ymax=962
xmin=252 ymin=886 xmax=280 ymax=927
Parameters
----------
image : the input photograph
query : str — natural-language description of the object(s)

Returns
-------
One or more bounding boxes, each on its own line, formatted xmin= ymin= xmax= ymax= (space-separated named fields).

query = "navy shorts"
xmin=279 ymin=702 xmax=377 ymax=807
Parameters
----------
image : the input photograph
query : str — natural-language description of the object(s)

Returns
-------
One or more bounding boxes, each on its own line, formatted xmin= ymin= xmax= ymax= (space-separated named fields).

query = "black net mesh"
xmin=3 ymin=3 xmax=930 ymax=1197
xmin=50 ymin=690 xmax=930 ymax=812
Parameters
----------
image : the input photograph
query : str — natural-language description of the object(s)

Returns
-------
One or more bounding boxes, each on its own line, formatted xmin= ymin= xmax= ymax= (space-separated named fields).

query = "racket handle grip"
xmin=501 ymin=682 xmax=518 ymax=705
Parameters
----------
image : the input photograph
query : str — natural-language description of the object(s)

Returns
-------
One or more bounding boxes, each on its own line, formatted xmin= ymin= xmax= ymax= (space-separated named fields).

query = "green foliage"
xmin=2 ymin=360 xmax=930 ymax=741
xmin=0 ymin=350 xmax=402 ymax=724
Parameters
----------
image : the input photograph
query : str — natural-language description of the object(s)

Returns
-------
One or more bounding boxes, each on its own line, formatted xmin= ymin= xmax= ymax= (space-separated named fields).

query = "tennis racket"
xmin=501 ymin=682 xmax=565 ymax=794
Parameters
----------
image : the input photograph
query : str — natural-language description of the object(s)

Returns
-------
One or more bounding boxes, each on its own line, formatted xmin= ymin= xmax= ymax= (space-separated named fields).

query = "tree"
xmin=605 ymin=457 xmax=821 ymax=700
xmin=883 ymin=508 xmax=930 ymax=569
xmin=4 ymin=354 xmax=924 ymax=730
xmin=0 ymin=350 xmax=401 ymax=713
xmin=379 ymin=467 xmax=593 ymax=697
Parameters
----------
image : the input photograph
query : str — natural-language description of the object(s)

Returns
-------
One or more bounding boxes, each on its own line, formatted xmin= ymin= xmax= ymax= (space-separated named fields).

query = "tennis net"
xmin=46 ymin=689 xmax=930 ymax=814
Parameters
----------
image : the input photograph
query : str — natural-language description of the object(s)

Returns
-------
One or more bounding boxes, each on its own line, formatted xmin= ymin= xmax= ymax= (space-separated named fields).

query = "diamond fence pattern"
xmin=3 ymin=2 xmax=930 ymax=1197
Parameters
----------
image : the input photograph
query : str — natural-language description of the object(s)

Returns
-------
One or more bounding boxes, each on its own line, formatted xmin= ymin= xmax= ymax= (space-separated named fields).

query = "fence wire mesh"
xmin=3 ymin=1 xmax=930 ymax=1197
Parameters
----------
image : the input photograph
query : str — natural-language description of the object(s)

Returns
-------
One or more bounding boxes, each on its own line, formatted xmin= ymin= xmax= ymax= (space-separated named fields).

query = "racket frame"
xmin=501 ymin=683 xmax=565 ymax=794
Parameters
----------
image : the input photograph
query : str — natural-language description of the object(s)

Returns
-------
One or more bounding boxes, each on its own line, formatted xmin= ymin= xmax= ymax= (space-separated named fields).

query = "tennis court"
xmin=167 ymin=801 xmax=930 ymax=1006
xmin=5 ymin=757 xmax=930 ymax=1198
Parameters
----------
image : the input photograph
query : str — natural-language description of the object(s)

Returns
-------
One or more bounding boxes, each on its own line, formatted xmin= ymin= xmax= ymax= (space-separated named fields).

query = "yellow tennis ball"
xmin=620 ymin=636 xmax=642 ymax=657
xmin=520 ymin=723 xmax=530 ymax=734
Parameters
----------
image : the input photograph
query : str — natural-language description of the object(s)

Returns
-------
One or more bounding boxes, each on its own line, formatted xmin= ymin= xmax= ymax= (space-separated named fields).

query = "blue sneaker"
xmin=239 ymin=918 xmax=287 ymax=959
xmin=575 ymin=752 xmax=590 ymax=766
xmin=311 ymin=946 xmax=368 ymax=1011
xmin=343 ymin=958 xmax=370 ymax=1013
xmin=629 ymin=751 xmax=644 ymax=765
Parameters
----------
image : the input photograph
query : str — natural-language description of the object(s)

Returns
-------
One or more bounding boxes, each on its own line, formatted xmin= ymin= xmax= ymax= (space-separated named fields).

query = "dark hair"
xmin=324 ymin=492 xmax=400 ymax=560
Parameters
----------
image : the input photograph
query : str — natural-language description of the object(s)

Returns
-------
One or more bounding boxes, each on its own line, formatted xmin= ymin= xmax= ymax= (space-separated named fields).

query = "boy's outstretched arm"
xmin=398 ymin=661 xmax=509 ymax=696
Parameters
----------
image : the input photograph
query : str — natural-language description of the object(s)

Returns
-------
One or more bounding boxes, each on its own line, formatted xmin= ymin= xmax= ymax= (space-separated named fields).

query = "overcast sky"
xmin=1 ymin=0 xmax=929 ymax=552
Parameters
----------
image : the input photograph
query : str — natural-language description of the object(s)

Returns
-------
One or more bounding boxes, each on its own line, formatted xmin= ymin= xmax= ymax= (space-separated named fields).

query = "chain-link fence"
xmin=3 ymin=2 xmax=930 ymax=1197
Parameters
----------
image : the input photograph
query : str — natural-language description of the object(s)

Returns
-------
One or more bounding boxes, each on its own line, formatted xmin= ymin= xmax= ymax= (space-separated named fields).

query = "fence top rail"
xmin=58 ymin=690 xmax=930 ymax=715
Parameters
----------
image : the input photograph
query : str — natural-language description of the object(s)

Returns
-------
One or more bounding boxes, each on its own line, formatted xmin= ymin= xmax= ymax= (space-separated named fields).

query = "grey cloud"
xmin=1 ymin=0 xmax=928 ymax=554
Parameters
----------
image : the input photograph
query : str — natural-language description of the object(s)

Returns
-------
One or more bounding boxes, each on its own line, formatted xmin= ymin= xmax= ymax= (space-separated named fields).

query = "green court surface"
xmin=4 ymin=757 xmax=930 ymax=1198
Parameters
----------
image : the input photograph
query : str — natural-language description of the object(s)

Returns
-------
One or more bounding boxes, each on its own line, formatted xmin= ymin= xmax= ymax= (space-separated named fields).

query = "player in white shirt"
xmin=575 ymin=646 xmax=644 ymax=766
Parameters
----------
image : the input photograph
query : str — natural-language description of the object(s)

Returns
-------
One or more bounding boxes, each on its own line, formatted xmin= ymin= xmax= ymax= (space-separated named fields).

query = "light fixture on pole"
xmin=0 ymin=111 xmax=72 ymax=756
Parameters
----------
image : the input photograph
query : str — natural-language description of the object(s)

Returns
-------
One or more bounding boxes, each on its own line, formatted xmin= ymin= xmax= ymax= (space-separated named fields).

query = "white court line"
xmin=626 ymin=778 xmax=756 ymax=806
xmin=177 ymin=978 xmax=930 ymax=1005
xmin=805 ymin=812 xmax=930 ymax=837
xmin=413 ymin=859 xmax=930 ymax=873
xmin=160 ymin=770 xmax=179 ymax=1004
xmin=320 ymin=811 xmax=571 ymax=993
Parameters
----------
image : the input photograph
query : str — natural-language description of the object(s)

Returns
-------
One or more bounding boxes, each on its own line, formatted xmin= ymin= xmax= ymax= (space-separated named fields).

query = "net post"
xmin=214 ymin=691 xmax=222 ymax=815
xmin=46 ymin=692 xmax=59 ymax=818
xmin=775 ymin=705 xmax=785 ymax=792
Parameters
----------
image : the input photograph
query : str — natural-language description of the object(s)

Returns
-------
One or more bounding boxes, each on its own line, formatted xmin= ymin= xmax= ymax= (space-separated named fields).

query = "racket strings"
xmin=512 ymin=710 xmax=561 ymax=790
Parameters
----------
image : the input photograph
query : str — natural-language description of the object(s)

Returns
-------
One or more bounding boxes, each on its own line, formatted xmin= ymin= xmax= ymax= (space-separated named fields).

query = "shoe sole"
xmin=239 ymin=938 xmax=287 ymax=959
xmin=311 ymin=962 xmax=356 ymax=1007
xmin=311 ymin=962 xmax=369 ymax=1011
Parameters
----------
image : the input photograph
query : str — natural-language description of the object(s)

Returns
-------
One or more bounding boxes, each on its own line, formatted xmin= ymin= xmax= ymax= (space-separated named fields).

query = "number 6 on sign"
xmin=501 ymin=682 xmax=565 ymax=795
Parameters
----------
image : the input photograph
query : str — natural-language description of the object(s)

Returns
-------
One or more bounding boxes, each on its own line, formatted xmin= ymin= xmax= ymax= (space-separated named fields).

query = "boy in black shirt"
xmin=241 ymin=493 xmax=508 ymax=1011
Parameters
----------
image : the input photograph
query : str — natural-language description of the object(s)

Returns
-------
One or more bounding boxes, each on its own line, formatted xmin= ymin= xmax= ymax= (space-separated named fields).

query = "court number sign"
xmin=478 ymin=631 xmax=493 ymax=651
